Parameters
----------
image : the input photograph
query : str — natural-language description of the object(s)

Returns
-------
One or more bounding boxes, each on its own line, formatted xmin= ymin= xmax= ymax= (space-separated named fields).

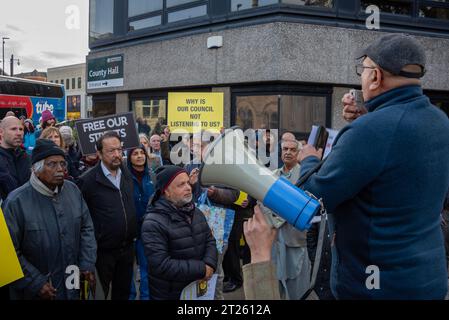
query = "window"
xmin=93 ymin=95 xmax=116 ymax=117
xmin=234 ymin=88 xmax=330 ymax=141
xmin=419 ymin=1 xmax=449 ymax=20
xmin=90 ymin=0 xmax=114 ymax=42
xmin=129 ymin=16 xmax=162 ymax=31
xmin=231 ymin=0 xmax=278 ymax=12
xmin=282 ymin=0 xmax=333 ymax=8
xmin=66 ymin=79 xmax=70 ymax=90
xmin=78 ymin=77 xmax=82 ymax=89
xmin=72 ymin=78 xmax=76 ymax=89
xmin=168 ymin=5 xmax=208 ymax=22
xmin=360 ymin=0 xmax=413 ymax=15
xmin=50 ymin=80 xmax=53 ymax=83
xmin=131 ymin=98 xmax=167 ymax=129
xmin=280 ymin=95 xmax=327 ymax=139
xmin=55 ymin=80 xmax=58 ymax=84
xmin=167 ymin=0 xmax=198 ymax=7
xmin=60 ymin=80 xmax=64 ymax=86
xmin=128 ymin=0 xmax=163 ymax=17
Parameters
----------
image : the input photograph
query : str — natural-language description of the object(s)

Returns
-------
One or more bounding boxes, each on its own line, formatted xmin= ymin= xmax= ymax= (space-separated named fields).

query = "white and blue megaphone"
xmin=199 ymin=127 xmax=321 ymax=231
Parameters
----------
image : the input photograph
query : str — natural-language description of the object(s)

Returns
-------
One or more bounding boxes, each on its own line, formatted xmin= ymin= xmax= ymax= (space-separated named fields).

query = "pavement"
xmin=223 ymin=285 xmax=245 ymax=300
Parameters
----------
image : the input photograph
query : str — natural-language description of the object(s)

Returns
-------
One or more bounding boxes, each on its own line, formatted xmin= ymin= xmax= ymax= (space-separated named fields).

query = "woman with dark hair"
xmin=23 ymin=119 xmax=36 ymax=155
xmin=127 ymin=145 xmax=155 ymax=300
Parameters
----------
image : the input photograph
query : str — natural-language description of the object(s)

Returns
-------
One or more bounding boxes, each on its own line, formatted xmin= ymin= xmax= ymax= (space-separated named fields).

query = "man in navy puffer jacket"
xmin=299 ymin=34 xmax=449 ymax=299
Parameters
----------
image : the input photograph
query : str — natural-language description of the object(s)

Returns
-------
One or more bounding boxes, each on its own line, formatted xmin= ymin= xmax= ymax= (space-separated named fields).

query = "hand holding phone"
xmin=349 ymin=89 xmax=365 ymax=111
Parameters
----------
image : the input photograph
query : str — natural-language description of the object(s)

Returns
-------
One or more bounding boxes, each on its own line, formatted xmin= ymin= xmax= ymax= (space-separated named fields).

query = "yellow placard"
xmin=168 ymin=93 xmax=224 ymax=133
xmin=0 ymin=208 xmax=24 ymax=287
xmin=234 ymin=191 xmax=249 ymax=206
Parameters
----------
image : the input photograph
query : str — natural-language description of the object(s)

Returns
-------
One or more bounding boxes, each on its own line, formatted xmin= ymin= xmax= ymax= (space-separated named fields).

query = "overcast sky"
xmin=0 ymin=0 xmax=89 ymax=74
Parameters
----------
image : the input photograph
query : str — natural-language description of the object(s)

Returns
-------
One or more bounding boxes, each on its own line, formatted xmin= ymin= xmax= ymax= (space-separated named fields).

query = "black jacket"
xmin=141 ymin=198 xmax=218 ymax=300
xmin=0 ymin=147 xmax=31 ymax=200
xmin=77 ymin=163 xmax=137 ymax=250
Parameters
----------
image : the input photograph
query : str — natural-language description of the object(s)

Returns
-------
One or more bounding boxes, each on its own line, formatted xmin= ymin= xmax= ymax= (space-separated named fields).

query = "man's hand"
xmin=39 ymin=282 xmax=57 ymax=300
xmin=203 ymin=264 xmax=214 ymax=281
xmin=342 ymin=93 xmax=367 ymax=122
xmin=81 ymin=271 xmax=96 ymax=293
xmin=189 ymin=168 xmax=200 ymax=185
xmin=298 ymin=144 xmax=322 ymax=163
xmin=244 ymin=205 xmax=277 ymax=264
xmin=207 ymin=186 xmax=216 ymax=197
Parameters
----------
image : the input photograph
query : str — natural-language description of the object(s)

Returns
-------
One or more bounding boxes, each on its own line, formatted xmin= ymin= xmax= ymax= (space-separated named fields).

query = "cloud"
xmin=42 ymin=51 xmax=80 ymax=60
xmin=6 ymin=24 xmax=23 ymax=32
xmin=18 ymin=56 xmax=52 ymax=72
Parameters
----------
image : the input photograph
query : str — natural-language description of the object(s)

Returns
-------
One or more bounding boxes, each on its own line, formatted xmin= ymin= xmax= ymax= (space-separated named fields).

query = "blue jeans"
xmin=129 ymin=240 xmax=150 ymax=300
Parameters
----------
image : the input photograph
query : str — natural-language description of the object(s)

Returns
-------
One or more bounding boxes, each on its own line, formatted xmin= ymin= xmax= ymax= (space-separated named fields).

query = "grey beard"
xmin=174 ymin=194 xmax=193 ymax=207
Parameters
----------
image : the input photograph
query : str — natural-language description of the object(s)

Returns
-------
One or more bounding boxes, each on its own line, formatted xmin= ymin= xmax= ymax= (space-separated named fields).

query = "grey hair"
xmin=139 ymin=133 xmax=150 ymax=144
xmin=32 ymin=159 xmax=45 ymax=174
xmin=281 ymin=139 xmax=300 ymax=150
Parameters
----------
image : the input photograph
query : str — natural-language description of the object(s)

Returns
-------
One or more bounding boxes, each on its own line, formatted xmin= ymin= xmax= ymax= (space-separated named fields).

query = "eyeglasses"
xmin=45 ymin=160 xmax=68 ymax=169
xmin=355 ymin=64 xmax=377 ymax=76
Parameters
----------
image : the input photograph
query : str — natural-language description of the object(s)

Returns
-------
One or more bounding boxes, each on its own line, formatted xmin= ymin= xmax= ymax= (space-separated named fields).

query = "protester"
xmin=35 ymin=110 xmax=56 ymax=139
xmin=59 ymin=126 xmax=82 ymax=181
xmin=299 ymin=34 xmax=449 ymax=299
xmin=136 ymin=117 xmax=151 ymax=136
xmin=259 ymin=138 xmax=311 ymax=299
xmin=141 ymin=165 xmax=217 ymax=300
xmin=3 ymin=139 xmax=96 ymax=300
xmin=127 ymin=145 xmax=155 ymax=300
xmin=40 ymin=127 xmax=64 ymax=149
xmin=149 ymin=134 xmax=164 ymax=166
xmin=23 ymin=119 xmax=36 ymax=155
xmin=186 ymin=136 xmax=239 ymax=299
xmin=78 ymin=131 xmax=137 ymax=300
xmin=0 ymin=116 xmax=31 ymax=200
xmin=242 ymin=205 xmax=279 ymax=300
xmin=78 ymin=154 xmax=100 ymax=174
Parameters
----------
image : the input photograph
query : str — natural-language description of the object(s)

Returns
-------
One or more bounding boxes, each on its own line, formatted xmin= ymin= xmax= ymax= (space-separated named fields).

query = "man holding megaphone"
xmin=201 ymin=34 xmax=449 ymax=300
xmin=297 ymin=34 xmax=449 ymax=300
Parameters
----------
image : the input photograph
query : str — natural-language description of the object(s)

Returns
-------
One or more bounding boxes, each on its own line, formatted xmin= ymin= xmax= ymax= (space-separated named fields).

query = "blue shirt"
xmin=101 ymin=161 xmax=122 ymax=189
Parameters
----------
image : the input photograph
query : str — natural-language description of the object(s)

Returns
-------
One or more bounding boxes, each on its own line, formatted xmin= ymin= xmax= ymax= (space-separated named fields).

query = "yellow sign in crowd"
xmin=168 ymin=93 xmax=224 ymax=133
xmin=0 ymin=208 xmax=23 ymax=287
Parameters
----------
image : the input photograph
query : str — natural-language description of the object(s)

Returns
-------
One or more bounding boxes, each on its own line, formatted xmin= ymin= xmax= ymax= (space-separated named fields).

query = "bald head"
xmin=0 ymin=116 xmax=24 ymax=149
xmin=281 ymin=132 xmax=296 ymax=142
xmin=150 ymin=134 xmax=161 ymax=151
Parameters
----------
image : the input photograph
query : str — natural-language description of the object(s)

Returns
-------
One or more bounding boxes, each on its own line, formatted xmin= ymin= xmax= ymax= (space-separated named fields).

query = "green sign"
xmin=87 ymin=54 xmax=124 ymax=89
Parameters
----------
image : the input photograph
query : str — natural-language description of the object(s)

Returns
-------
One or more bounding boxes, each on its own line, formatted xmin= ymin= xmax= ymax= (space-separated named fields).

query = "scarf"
xmin=30 ymin=172 xmax=60 ymax=197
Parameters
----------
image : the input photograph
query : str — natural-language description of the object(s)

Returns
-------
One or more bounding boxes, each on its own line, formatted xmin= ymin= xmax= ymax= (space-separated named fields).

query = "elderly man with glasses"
xmin=3 ymin=139 xmax=97 ymax=300
xmin=297 ymin=34 xmax=449 ymax=299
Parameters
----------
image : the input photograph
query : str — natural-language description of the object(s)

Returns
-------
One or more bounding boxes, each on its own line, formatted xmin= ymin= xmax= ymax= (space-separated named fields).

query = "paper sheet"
xmin=180 ymin=274 xmax=218 ymax=300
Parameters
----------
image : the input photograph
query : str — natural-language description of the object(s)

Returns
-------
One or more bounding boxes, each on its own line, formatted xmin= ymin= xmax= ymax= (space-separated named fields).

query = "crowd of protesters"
xmin=1 ymin=33 xmax=449 ymax=301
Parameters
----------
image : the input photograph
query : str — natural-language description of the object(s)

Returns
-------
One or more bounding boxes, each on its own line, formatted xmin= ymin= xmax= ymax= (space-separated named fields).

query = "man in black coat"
xmin=0 ymin=116 xmax=31 ymax=300
xmin=78 ymin=131 xmax=137 ymax=300
xmin=0 ymin=116 xmax=31 ymax=200
xmin=142 ymin=165 xmax=217 ymax=300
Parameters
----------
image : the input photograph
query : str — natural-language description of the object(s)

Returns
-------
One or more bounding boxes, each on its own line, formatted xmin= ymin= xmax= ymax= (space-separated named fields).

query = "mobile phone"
xmin=312 ymin=126 xmax=329 ymax=154
xmin=350 ymin=89 xmax=365 ymax=110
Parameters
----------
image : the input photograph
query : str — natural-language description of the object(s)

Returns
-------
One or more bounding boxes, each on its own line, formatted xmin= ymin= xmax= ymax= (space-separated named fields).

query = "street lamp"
xmin=2 ymin=37 xmax=10 ymax=76
xmin=10 ymin=54 xmax=20 ymax=77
